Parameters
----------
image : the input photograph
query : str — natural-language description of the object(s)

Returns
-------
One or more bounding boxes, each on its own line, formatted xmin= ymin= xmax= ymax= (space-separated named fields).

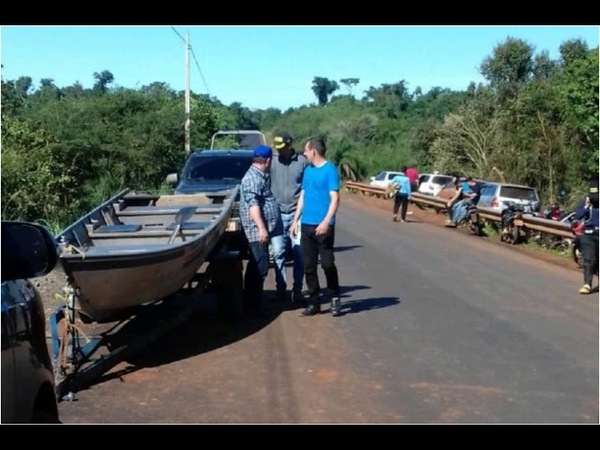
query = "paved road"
xmin=57 ymin=196 xmax=599 ymax=424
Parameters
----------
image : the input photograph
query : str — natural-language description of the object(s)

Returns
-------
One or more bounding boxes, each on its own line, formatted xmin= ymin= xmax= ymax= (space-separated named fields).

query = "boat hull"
xmin=56 ymin=187 xmax=237 ymax=322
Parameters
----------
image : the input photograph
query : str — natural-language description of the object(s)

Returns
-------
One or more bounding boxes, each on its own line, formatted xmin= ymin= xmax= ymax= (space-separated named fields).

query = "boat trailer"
xmin=49 ymin=246 xmax=244 ymax=402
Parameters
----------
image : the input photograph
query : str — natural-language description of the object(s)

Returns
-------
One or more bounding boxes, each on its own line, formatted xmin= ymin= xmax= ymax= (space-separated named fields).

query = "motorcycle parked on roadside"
xmin=466 ymin=204 xmax=482 ymax=236
xmin=500 ymin=202 xmax=529 ymax=245
xmin=445 ymin=202 xmax=482 ymax=236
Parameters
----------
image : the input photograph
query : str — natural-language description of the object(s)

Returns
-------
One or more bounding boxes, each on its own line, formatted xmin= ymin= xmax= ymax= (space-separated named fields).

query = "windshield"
xmin=500 ymin=186 xmax=539 ymax=202
xmin=184 ymin=155 xmax=253 ymax=181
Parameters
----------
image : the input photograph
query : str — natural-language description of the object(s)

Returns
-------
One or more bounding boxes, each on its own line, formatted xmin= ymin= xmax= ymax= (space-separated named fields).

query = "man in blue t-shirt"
xmin=446 ymin=176 xmax=480 ymax=227
xmin=290 ymin=137 xmax=342 ymax=317
xmin=390 ymin=167 xmax=412 ymax=222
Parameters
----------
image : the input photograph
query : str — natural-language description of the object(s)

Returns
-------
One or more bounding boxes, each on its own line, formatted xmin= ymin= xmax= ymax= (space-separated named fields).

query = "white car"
xmin=369 ymin=171 xmax=404 ymax=189
xmin=418 ymin=172 xmax=453 ymax=196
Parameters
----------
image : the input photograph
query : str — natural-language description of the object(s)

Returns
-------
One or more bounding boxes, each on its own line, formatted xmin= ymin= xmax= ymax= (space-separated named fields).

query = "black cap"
xmin=273 ymin=131 xmax=293 ymax=149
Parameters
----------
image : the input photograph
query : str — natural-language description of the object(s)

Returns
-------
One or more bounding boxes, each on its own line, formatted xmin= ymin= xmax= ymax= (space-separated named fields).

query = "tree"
xmin=311 ymin=77 xmax=339 ymax=106
xmin=93 ymin=70 xmax=115 ymax=94
xmin=362 ymin=80 xmax=412 ymax=119
xmin=340 ymin=78 xmax=360 ymax=96
xmin=479 ymin=37 xmax=534 ymax=102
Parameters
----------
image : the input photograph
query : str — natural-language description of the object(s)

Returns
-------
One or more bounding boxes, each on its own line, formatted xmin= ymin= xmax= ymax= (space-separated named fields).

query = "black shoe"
xmin=273 ymin=290 xmax=287 ymax=303
xmin=301 ymin=304 xmax=321 ymax=316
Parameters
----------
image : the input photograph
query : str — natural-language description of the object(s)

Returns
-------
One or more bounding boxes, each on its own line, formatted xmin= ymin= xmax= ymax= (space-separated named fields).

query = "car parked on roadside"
xmin=369 ymin=171 xmax=404 ymax=189
xmin=2 ymin=220 xmax=61 ymax=423
xmin=417 ymin=172 xmax=453 ymax=197
xmin=478 ymin=182 xmax=540 ymax=214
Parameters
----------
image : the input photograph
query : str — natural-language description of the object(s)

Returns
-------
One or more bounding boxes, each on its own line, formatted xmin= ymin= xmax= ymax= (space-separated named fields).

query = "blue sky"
xmin=1 ymin=26 xmax=598 ymax=111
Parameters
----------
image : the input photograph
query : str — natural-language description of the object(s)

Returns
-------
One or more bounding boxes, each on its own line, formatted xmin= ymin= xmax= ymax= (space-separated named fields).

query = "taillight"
xmin=491 ymin=197 xmax=498 ymax=207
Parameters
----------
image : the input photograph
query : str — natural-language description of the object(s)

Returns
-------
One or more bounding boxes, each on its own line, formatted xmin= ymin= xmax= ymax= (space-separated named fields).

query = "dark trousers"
xmin=581 ymin=231 xmax=599 ymax=286
xmin=393 ymin=194 xmax=409 ymax=220
xmin=244 ymin=241 xmax=270 ymax=311
xmin=301 ymin=223 xmax=340 ymax=303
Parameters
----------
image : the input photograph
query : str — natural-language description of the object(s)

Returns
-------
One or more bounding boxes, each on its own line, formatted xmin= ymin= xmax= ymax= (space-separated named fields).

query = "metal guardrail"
xmin=344 ymin=181 xmax=573 ymax=239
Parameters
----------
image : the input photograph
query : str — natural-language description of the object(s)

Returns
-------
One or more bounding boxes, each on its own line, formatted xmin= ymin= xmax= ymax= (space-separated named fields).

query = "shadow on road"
xmin=334 ymin=245 xmax=363 ymax=253
xmin=338 ymin=296 xmax=400 ymax=315
xmin=69 ymin=289 xmax=293 ymax=394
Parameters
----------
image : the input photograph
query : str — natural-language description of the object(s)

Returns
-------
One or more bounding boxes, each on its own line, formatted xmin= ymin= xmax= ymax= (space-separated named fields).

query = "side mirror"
xmin=370 ymin=176 xmax=375 ymax=182
xmin=1 ymin=221 xmax=58 ymax=282
xmin=166 ymin=173 xmax=179 ymax=185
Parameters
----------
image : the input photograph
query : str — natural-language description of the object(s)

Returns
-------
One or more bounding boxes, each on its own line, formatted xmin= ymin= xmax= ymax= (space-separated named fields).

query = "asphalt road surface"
xmin=57 ymin=195 xmax=599 ymax=424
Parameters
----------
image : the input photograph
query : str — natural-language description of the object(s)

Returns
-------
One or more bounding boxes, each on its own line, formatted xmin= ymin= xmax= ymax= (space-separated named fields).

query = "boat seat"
xmin=116 ymin=205 xmax=223 ymax=216
xmin=94 ymin=224 xmax=143 ymax=233
xmin=166 ymin=221 xmax=213 ymax=231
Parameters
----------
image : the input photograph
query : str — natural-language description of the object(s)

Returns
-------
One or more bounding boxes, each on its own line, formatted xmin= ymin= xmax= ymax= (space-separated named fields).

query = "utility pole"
xmin=184 ymin=32 xmax=191 ymax=158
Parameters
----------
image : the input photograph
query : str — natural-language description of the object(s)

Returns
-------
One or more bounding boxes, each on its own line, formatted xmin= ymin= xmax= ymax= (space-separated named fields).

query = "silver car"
xmin=478 ymin=182 xmax=540 ymax=214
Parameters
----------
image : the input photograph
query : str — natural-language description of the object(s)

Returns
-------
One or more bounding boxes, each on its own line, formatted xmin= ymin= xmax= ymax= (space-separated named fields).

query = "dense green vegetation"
xmin=2 ymin=36 xmax=598 ymax=232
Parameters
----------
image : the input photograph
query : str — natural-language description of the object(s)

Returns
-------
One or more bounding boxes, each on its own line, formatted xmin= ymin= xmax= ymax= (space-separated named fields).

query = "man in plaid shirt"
xmin=239 ymin=145 xmax=284 ymax=316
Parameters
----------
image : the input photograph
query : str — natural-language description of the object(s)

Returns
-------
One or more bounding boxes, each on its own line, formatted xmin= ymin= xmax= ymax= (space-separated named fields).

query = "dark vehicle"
xmin=500 ymin=202 xmax=529 ymax=245
xmin=1 ymin=221 xmax=61 ymax=423
xmin=466 ymin=204 xmax=482 ymax=236
xmin=571 ymin=219 xmax=584 ymax=268
xmin=166 ymin=130 xmax=265 ymax=195
xmin=166 ymin=149 xmax=254 ymax=195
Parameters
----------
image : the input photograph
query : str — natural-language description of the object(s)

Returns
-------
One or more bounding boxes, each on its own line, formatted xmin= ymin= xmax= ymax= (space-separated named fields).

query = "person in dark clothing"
xmin=574 ymin=182 xmax=599 ymax=295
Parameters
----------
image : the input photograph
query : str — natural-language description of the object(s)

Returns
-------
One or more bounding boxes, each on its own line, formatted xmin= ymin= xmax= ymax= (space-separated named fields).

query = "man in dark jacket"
xmin=574 ymin=176 xmax=599 ymax=295
xmin=269 ymin=131 xmax=308 ymax=304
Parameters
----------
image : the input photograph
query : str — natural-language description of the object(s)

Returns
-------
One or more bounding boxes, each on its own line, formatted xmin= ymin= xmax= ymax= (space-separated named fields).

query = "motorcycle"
xmin=466 ymin=204 xmax=482 ymax=236
xmin=500 ymin=202 xmax=529 ymax=245
xmin=445 ymin=201 xmax=481 ymax=236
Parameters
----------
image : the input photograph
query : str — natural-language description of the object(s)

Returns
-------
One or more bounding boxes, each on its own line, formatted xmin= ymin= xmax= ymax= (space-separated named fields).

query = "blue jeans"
xmin=451 ymin=199 xmax=472 ymax=224
xmin=270 ymin=212 xmax=304 ymax=293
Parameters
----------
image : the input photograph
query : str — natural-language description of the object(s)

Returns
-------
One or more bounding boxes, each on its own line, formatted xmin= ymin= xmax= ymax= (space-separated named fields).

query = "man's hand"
xmin=315 ymin=220 xmax=330 ymax=236
xmin=290 ymin=220 xmax=299 ymax=237
xmin=258 ymin=226 xmax=269 ymax=244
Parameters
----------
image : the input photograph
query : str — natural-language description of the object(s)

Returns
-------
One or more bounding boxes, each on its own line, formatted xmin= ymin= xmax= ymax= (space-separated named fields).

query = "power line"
xmin=170 ymin=28 xmax=211 ymax=98
xmin=171 ymin=26 xmax=185 ymax=43
xmin=190 ymin=47 xmax=210 ymax=96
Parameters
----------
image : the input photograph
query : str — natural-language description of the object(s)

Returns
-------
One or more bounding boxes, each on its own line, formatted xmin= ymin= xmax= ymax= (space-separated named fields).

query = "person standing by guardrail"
xmin=269 ymin=130 xmax=308 ymax=305
xmin=390 ymin=167 xmax=412 ymax=222
xmin=239 ymin=145 xmax=284 ymax=316
xmin=574 ymin=178 xmax=599 ymax=295
xmin=406 ymin=164 xmax=420 ymax=192
xmin=290 ymin=137 xmax=342 ymax=317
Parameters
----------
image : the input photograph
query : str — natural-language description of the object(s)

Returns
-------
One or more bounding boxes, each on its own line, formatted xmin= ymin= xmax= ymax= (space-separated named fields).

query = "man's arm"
xmin=242 ymin=174 xmax=269 ymax=243
xmin=291 ymin=190 xmax=304 ymax=237
xmin=448 ymin=187 xmax=463 ymax=206
xmin=574 ymin=197 xmax=590 ymax=221
xmin=293 ymin=190 xmax=304 ymax=224
xmin=322 ymin=191 xmax=340 ymax=226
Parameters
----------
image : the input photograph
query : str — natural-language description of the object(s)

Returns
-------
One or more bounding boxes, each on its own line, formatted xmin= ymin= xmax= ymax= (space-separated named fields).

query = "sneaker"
xmin=331 ymin=297 xmax=342 ymax=317
xmin=392 ymin=215 xmax=398 ymax=222
xmin=579 ymin=284 xmax=592 ymax=295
